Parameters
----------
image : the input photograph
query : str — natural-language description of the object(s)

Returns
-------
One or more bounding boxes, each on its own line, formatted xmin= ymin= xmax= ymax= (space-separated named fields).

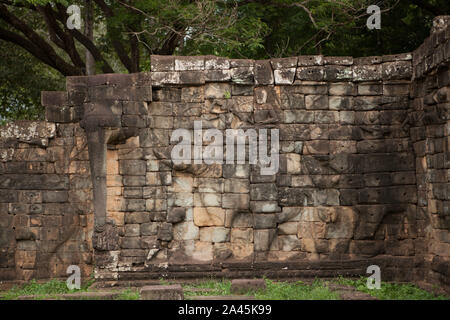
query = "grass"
xmin=183 ymin=279 xmax=232 ymax=298
xmin=0 ymin=278 xmax=139 ymax=300
xmin=334 ymin=276 xmax=448 ymax=300
xmin=1 ymin=277 xmax=447 ymax=300
xmin=183 ymin=278 xmax=339 ymax=300
xmin=115 ymin=288 xmax=140 ymax=300
xmin=1 ymin=279 xmax=83 ymax=300
xmin=254 ymin=279 xmax=340 ymax=300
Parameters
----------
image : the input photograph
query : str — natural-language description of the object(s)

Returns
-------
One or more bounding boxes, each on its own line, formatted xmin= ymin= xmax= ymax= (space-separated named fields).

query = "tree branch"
xmin=37 ymin=4 xmax=85 ymax=70
xmin=0 ymin=4 xmax=82 ymax=75
xmin=0 ymin=26 xmax=65 ymax=74
xmin=93 ymin=0 xmax=134 ymax=72
xmin=53 ymin=3 xmax=115 ymax=74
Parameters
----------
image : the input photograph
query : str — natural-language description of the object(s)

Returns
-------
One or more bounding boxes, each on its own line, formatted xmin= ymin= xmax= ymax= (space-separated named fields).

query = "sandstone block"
xmin=199 ymin=227 xmax=230 ymax=242
xmin=205 ymin=83 xmax=231 ymax=99
xmin=253 ymin=214 xmax=276 ymax=229
xmin=173 ymin=221 xmax=199 ymax=240
xmin=194 ymin=193 xmax=222 ymax=207
xmin=231 ymin=279 xmax=266 ymax=294
xmin=167 ymin=207 xmax=186 ymax=223
xmin=223 ymin=179 xmax=249 ymax=193
xmin=250 ymin=183 xmax=277 ymax=201
xmin=193 ymin=207 xmax=226 ymax=226
xmin=250 ymin=201 xmax=281 ymax=213
xmin=222 ymin=194 xmax=249 ymax=209
xmin=231 ymin=228 xmax=253 ymax=243
xmin=329 ymin=82 xmax=355 ymax=96
xmin=305 ymin=95 xmax=328 ymax=110
xmin=274 ymin=68 xmax=296 ymax=84
xmin=254 ymin=229 xmax=276 ymax=251
xmin=140 ymin=285 xmax=184 ymax=300
xmin=254 ymin=60 xmax=274 ymax=85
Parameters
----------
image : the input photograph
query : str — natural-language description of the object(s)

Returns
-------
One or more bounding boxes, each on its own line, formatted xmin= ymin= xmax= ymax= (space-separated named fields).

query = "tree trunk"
xmin=85 ymin=0 xmax=95 ymax=75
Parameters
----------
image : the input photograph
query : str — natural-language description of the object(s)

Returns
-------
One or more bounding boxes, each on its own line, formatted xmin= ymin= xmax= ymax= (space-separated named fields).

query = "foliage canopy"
xmin=0 ymin=0 xmax=449 ymax=120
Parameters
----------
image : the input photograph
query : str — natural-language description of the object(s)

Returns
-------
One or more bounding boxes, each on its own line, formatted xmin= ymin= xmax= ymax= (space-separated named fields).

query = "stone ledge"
xmin=140 ymin=284 xmax=184 ymax=300
xmin=0 ymin=121 xmax=56 ymax=147
xmin=149 ymin=54 xmax=413 ymax=86
xmin=231 ymin=279 xmax=266 ymax=294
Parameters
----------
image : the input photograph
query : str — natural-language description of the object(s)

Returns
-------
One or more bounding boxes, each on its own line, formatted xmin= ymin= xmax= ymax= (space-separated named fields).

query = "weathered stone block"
xmin=152 ymin=87 xmax=181 ymax=102
xmin=121 ymin=237 xmax=141 ymax=249
xmin=157 ymin=223 xmax=173 ymax=241
xmin=167 ymin=207 xmax=186 ymax=223
xmin=119 ymin=160 xmax=146 ymax=176
xmin=123 ymin=175 xmax=145 ymax=187
xmin=193 ymin=207 xmax=225 ymax=226
xmin=175 ymin=56 xmax=204 ymax=71
xmin=42 ymin=191 xmax=68 ymax=203
xmin=353 ymin=64 xmax=381 ymax=81
xmin=151 ymin=55 xmax=175 ymax=71
xmin=278 ymin=222 xmax=298 ymax=235
xmin=314 ymin=110 xmax=339 ymax=123
xmin=226 ymin=210 xmax=253 ymax=227
xmin=297 ymin=67 xmax=324 ymax=81
xmin=231 ymin=279 xmax=266 ymax=294
xmin=250 ymin=201 xmax=281 ymax=213
xmin=140 ymin=222 xmax=159 ymax=236
xmin=204 ymin=83 xmax=231 ymax=99
xmin=46 ymin=106 xmax=74 ymax=123
xmin=278 ymin=235 xmax=301 ymax=251
xmin=298 ymin=55 xmax=323 ymax=66
xmin=205 ymin=70 xmax=231 ymax=82
xmin=250 ymin=183 xmax=277 ymax=201
xmin=381 ymin=61 xmax=412 ymax=80
xmin=231 ymin=228 xmax=253 ymax=243
xmin=254 ymin=60 xmax=274 ymax=85
xmin=151 ymin=72 xmax=180 ymax=86
xmin=329 ymin=82 xmax=355 ymax=96
xmin=125 ymin=212 xmax=150 ymax=224
xmin=231 ymin=67 xmax=254 ymax=84
xmin=329 ymin=96 xmax=352 ymax=110
xmin=253 ymin=214 xmax=276 ymax=229
xmin=173 ymin=221 xmax=199 ymax=240
xmin=280 ymin=93 xmax=305 ymax=109
xmin=199 ymin=227 xmax=230 ymax=242
xmin=223 ymin=164 xmax=249 ymax=178
xmin=254 ymin=229 xmax=276 ymax=251
xmin=286 ymin=153 xmax=301 ymax=173
xmin=324 ymin=66 xmax=353 ymax=81
xmin=324 ymin=56 xmax=353 ymax=65
xmin=305 ymin=95 xmax=328 ymax=110
xmin=222 ymin=194 xmax=249 ymax=209
xmin=231 ymin=96 xmax=253 ymax=112
xmin=283 ymin=110 xmax=314 ymax=123
xmin=194 ymin=193 xmax=221 ymax=207
xmin=122 ymin=101 xmax=148 ymax=115
xmin=124 ymin=224 xmax=140 ymax=237
xmin=140 ymin=285 xmax=184 ymax=300
xmin=41 ymin=91 xmax=68 ymax=107
xmin=274 ymin=68 xmax=296 ymax=84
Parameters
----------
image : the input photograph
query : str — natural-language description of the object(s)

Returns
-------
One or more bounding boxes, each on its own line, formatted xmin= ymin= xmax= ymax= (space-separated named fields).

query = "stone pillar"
xmin=80 ymin=100 xmax=121 ymax=251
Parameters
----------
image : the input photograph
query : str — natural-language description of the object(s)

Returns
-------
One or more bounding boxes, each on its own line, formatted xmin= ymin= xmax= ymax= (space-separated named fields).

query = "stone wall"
xmin=409 ymin=16 xmax=450 ymax=289
xmin=0 ymin=121 xmax=93 ymax=281
xmin=0 ymin=17 xmax=448 ymax=291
